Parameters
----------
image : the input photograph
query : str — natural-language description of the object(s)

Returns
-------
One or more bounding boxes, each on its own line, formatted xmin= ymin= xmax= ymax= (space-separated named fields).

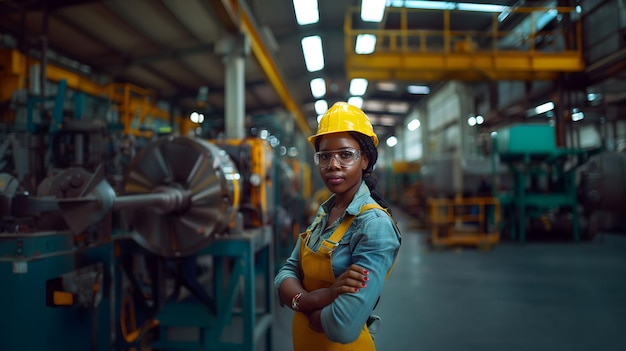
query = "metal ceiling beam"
xmin=0 ymin=0 xmax=101 ymax=13
xmin=100 ymin=1 xmax=204 ymax=93
xmin=93 ymin=43 xmax=216 ymax=69
xmin=210 ymin=0 xmax=312 ymax=136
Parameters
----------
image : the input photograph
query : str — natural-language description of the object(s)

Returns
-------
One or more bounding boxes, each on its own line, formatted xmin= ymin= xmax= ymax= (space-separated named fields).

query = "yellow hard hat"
xmin=307 ymin=102 xmax=378 ymax=147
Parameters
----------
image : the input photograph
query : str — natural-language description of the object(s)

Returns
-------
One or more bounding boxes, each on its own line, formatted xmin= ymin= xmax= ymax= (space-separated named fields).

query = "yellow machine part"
xmin=217 ymin=137 xmax=274 ymax=228
xmin=0 ymin=49 xmax=192 ymax=136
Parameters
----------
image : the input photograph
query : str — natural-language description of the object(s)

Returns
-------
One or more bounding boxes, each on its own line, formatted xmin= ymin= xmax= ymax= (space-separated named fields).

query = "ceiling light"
xmin=456 ymin=3 xmax=508 ymax=12
xmin=476 ymin=115 xmax=484 ymax=124
xmin=386 ymin=136 xmax=398 ymax=147
xmin=407 ymin=85 xmax=430 ymax=94
xmin=190 ymin=112 xmax=205 ymax=124
xmin=587 ymin=93 xmax=601 ymax=101
xmin=293 ymin=0 xmax=319 ymax=25
xmin=378 ymin=115 xmax=397 ymax=126
xmin=407 ymin=119 xmax=420 ymax=131
xmin=387 ymin=102 xmax=409 ymax=113
xmin=361 ymin=0 xmax=387 ymax=22
xmin=349 ymin=78 xmax=368 ymax=96
xmin=390 ymin=1 xmax=454 ymax=10
xmin=363 ymin=100 xmax=385 ymax=111
xmin=468 ymin=116 xmax=477 ymax=126
xmin=315 ymin=99 xmax=328 ymax=115
xmin=348 ymin=96 xmax=363 ymax=108
xmin=355 ymin=34 xmax=376 ymax=54
xmin=535 ymin=102 xmax=555 ymax=115
xmin=190 ymin=112 xmax=200 ymax=123
xmin=317 ymin=114 xmax=323 ymax=123
xmin=572 ymin=111 xmax=584 ymax=122
xmin=301 ymin=36 xmax=325 ymax=72
xmin=310 ymin=78 xmax=326 ymax=98
xmin=377 ymin=82 xmax=397 ymax=91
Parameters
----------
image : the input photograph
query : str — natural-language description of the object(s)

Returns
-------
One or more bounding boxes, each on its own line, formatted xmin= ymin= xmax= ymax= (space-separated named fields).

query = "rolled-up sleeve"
xmin=274 ymin=235 xmax=302 ymax=289
xmin=320 ymin=212 xmax=401 ymax=343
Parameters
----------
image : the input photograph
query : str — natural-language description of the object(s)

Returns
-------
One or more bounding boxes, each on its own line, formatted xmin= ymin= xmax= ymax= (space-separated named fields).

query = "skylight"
xmin=349 ymin=78 xmax=369 ymax=96
xmin=310 ymin=78 xmax=326 ymax=98
xmin=293 ymin=0 xmax=319 ymax=25
xmin=361 ymin=0 xmax=387 ymax=22
xmin=355 ymin=34 xmax=377 ymax=54
xmin=301 ymin=35 xmax=325 ymax=72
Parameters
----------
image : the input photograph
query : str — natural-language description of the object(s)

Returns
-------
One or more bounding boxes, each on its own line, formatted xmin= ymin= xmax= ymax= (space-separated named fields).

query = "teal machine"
xmin=491 ymin=124 xmax=601 ymax=242
xmin=0 ymin=136 xmax=274 ymax=350
xmin=0 ymin=169 xmax=113 ymax=350
xmin=116 ymin=136 xmax=274 ymax=351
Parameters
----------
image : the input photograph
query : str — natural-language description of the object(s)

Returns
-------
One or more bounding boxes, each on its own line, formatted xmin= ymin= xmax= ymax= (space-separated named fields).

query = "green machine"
xmin=491 ymin=124 xmax=600 ymax=242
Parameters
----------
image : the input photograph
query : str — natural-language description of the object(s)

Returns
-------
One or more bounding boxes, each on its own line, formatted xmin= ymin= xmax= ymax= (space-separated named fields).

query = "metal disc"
xmin=123 ymin=136 xmax=240 ymax=257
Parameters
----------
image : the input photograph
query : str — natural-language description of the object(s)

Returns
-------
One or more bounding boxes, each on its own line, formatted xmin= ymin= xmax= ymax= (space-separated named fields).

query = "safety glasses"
xmin=314 ymin=148 xmax=361 ymax=168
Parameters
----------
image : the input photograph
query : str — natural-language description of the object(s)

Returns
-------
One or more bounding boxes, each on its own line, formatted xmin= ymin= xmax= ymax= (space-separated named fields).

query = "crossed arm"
xmin=277 ymin=264 xmax=369 ymax=332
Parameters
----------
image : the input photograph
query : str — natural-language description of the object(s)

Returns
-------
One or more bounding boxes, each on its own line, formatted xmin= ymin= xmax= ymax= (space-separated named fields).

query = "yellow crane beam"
xmin=347 ymin=51 xmax=584 ymax=81
xmin=345 ymin=6 xmax=585 ymax=82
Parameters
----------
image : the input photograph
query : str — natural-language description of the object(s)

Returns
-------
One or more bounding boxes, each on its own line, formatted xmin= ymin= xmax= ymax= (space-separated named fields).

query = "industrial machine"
xmin=0 ymin=134 xmax=277 ymax=350
xmin=115 ymin=135 xmax=274 ymax=351
xmin=0 ymin=48 xmax=306 ymax=351
xmin=491 ymin=124 xmax=602 ymax=242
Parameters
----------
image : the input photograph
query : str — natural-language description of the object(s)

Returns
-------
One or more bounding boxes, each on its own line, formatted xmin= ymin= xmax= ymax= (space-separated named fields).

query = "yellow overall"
xmin=292 ymin=203 xmax=395 ymax=351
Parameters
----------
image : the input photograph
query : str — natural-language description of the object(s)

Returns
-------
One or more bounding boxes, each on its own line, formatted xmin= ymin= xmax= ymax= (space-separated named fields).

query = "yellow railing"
xmin=344 ymin=6 xmax=584 ymax=81
xmin=0 ymin=49 xmax=192 ymax=136
xmin=427 ymin=196 xmax=501 ymax=249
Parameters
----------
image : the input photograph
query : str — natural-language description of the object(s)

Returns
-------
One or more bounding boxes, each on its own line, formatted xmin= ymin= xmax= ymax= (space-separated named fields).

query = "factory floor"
xmin=270 ymin=208 xmax=626 ymax=351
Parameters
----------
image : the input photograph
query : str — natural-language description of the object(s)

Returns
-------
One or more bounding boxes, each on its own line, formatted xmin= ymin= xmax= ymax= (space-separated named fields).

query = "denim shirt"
xmin=274 ymin=182 xmax=402 ymax=343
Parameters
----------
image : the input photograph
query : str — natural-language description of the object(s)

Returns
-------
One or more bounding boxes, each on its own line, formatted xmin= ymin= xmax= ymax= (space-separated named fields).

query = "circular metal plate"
xmin=123 ymin=136 xmax=240 ymax=257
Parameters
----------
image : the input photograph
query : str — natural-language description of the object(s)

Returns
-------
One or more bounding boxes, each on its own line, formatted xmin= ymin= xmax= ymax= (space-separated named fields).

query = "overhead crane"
xmin=344 ymin=6 xmax=585 ymax=82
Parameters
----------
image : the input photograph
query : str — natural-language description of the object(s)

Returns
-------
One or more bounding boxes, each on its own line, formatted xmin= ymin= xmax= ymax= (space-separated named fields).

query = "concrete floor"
xmin=271 ymin=208 xmax=626 ymax=351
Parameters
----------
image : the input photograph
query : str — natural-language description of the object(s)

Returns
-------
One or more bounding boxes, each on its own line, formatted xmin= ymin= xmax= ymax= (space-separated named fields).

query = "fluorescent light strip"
xmin=355 ymin=34 xmax=377 ymax=54
xmin=535 ymin=102 xmax=554 ymax=115
xmin=361 ymin=0 xmax=387 ymax=22
xmin=349 ymin=78 xmax=368 ymax=96
xmin=301 ymin=36 xmax=325 ymax=72
xmin=407 ymin=85 xmax=430 ymax=94
xmin=348 ymin=96 xmax=364 ymax=108
xmin=293 ymin=0 xmax=319 ymax=25
xmin=407 ymin=119 xmax=420 ymax=131
xmin=315 ymin=99 xmax=328 ymax=115
xmin=310 ymin=78 xmax=326 ymax=98
xmin=389 ymin=1 xmax=508 ymax=12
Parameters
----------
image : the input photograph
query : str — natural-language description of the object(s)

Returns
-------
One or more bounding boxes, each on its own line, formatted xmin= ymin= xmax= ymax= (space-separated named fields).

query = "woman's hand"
xmin=329 ymin=264 xmax=369 ymax=299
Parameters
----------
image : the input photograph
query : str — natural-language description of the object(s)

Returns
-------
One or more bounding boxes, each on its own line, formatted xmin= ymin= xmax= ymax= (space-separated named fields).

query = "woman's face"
xmin=317 ymin=132 xmax=369 ymax=196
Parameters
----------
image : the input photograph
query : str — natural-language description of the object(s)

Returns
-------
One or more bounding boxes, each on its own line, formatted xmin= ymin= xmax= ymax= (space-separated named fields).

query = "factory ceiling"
xmin=1 ymin=0 xmax=624 ymax=142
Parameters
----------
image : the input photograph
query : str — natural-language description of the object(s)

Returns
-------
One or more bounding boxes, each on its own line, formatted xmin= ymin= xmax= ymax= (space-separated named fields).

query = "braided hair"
xmin=315 ymin=132 xmax=392 ymax=215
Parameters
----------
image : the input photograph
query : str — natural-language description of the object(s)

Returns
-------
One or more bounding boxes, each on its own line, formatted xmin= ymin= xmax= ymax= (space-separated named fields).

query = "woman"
xmin=274 ymin=102 xmax=402 ymax=351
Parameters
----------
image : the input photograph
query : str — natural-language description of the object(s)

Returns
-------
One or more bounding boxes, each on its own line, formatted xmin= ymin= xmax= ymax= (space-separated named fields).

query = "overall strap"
xmin=320 ymin=203 xmax=385 ymax=253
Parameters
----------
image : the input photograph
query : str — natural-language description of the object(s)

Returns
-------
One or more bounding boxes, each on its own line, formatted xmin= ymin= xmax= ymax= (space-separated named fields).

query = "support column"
xmin=216 ymin=34 xmax=250 ymax=139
